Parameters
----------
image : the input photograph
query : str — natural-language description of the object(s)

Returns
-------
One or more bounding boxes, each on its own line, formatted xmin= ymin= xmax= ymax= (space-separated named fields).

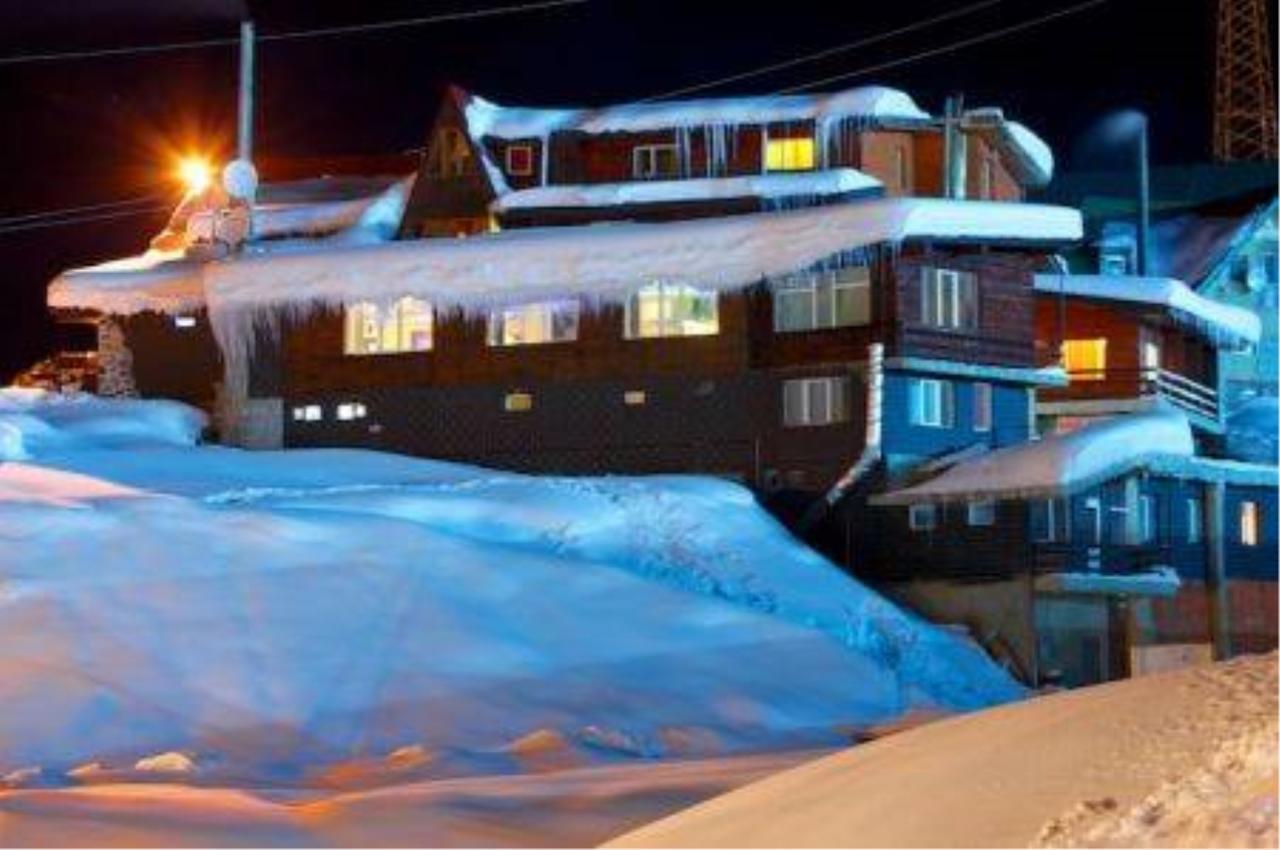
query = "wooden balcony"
xmin=1042 ymin=366 xmax=1221 ymax=428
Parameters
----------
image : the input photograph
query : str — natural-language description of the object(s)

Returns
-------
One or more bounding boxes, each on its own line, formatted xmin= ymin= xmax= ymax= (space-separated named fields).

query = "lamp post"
xmin=1100 ymin=110 xmax=1151 ymax=276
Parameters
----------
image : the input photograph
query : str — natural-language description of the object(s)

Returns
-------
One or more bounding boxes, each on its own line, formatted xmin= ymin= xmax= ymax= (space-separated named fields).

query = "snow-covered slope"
xmin=0 ymin=393 xmax=1021 ymax=789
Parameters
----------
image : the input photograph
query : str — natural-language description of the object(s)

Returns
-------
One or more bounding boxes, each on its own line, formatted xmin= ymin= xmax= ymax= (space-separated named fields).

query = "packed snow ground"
xmin=0 ymin=390 xmax=1020 ymax=843
xmin=611 ymin=653 xmax=1279 ymax=848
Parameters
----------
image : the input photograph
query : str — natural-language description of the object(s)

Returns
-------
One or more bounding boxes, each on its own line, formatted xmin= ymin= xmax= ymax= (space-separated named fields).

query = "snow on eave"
xmin=47 ymin=251 xmax=206 ymax=316
xmin=1033 ymin=273 xmax=1262 ymax=349
xmin=871 ymin=407 xmax=1196 ymax=505
xmin=491 ymin=168 xmax=883 ymax=212
xmin=963 ymin=108 xmax=1055 ymax=186
xmin=463 ymin=85 xmax=932 ymax=143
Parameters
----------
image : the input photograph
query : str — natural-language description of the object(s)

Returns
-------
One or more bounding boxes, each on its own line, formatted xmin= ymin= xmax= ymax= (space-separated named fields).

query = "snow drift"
xmin=0 ymin=393 xmax=1021 ymax=787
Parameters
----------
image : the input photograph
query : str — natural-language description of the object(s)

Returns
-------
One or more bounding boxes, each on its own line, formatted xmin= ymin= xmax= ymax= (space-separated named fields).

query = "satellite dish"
xmin=222 ymin=159 xmax=259 ymax=201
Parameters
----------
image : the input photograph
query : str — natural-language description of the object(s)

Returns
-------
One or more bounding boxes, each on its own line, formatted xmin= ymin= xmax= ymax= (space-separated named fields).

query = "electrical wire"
xmin=0 ymin=0 xmax=588 ymax=66
xmin=0 ymin=195 xmax=164 ymax=226
xmin=0 ymin=204 xmax=172 ymax=235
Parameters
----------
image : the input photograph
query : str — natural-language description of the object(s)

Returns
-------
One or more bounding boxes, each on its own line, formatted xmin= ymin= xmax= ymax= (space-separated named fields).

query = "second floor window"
xmin=782 ymin=376 xmax=851 ymax=427
xmin=487 ymin=300 xmax=580 ymax=347
xmin=910 ymin=378 xmax=954 ymax=428
xmin=505 ymin=143 xmax=535 ymax=177
xmin=773 ymin=265 xmax=871 ymax=333
xmin=1062 ymin=338 xmax=1107 ymax=381
xmin=343 ymin=297 xmax=434 ymax=356
xmin=633 ymin=144 xmax=680 ymax=180
xmin=972 ymin=382 xmax=993 ymax=432
xmin=624 ymin=282 xmax=719 ymax=339
xmin=919 ymin=268 xmax=978 ymax=330
xmin=1186 ymin=497 xmax=1203 ymax=544
xmin=1138 ymin=494 xmax=1157 ymax=544
xmin=765 ymin=136 xmax=816 ymax=172
xmin=1240 ymin=501 xmax=1261 ymax=546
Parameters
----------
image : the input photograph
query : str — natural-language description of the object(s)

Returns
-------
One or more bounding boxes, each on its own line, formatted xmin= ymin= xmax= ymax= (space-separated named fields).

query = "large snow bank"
xmin=874 ymin=407 xmax=1196 ymax=504
xmin=0 ymin=394 xmax=1021 ymax=784
xmin=493 ymin=168 xmax=881 ymax=211
xmin=0 ymin=388 xmax=205 ymax=461
xmin=1226 ymin=397 xmax=1279 ymax=464
xmin=1034 ymin=273 xmax=1262 ymax=349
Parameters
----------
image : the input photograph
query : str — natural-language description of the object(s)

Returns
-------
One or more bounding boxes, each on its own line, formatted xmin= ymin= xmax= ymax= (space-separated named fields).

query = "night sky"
xmin=0 ymin=0 xmax=1243 ymax=380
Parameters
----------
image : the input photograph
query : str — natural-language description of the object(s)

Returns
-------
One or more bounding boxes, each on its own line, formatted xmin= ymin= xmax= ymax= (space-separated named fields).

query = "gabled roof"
xmin=1032 ymin=273 xmax=1261 ymax=348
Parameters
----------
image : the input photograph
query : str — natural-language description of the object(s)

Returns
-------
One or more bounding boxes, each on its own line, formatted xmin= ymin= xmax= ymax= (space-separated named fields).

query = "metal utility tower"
xmin=1213 ymin=0 xmax=1278 ymax=161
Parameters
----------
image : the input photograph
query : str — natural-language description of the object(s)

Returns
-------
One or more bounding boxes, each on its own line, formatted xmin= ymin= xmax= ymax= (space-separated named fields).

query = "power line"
xmin=0 ymin=204 xmax=172 ymax=236
xmin=775 ymin=0 xmax=1115 ymax=94
xmin=0 ymin=0 xmax=588 ymax=67
xmin=0 ymin=195 xmax=163 ymax=227
xmin=636 ymin=0 xmax=1004 ymax=103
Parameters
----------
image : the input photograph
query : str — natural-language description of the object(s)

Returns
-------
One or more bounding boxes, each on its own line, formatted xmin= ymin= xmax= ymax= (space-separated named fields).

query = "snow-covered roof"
xmin=1033 ymin=273 xmax=1261 ymax=349
xmin=47 ymin=250 xmax=206 ymax=316
xmin=873 ymin=408 xmax=1197 ymax=504
xmin=962 ymin=108 xmax=1055 ymax=187
xmin=253 ymin=176 xmax=411 ymax=241
xmin=464 ymin=86 xmax=932 ymax=143
xmin=492 ymin=168 xmax=882 ymax=212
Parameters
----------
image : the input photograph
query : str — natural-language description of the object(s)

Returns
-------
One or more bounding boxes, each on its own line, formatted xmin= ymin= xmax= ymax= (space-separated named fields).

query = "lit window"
xmin=919 ymin=268 xmax=978 ymax=329
xmin=337 ymin=402 xmax=367 ymax=421
xmin=968 ymin=500 xmax=996 ymax=526
xmin=291 ymin=404 xmax=322 ymax=422
xmin=1187 ymin=497 xmax=1202 ymax=544
xmin=973 ymin=382 xmax=992 ymax=432
xmin=623 ymin=390 xmax=647 ymax=406
xmin=765 ymin=136 xmax=816 ymax=172
xmin=173 ymin=315 xmax=197 ymax=329
xmin=504 ymin=391 xmax=533 ymax=412
xmin=909 ymin=504 xmax=937 ymax=531
xmin=1100 ymin=252 xmax=1130 ymax=276
xmin=343 ymin=297 xmax=434 ymax=356
xmin=980 ymin=157 xmax=995 ymax=199
xmin=505 ymin=143 xmax=535 ymax=177
xmin=894 ymin=145 xmax=909 ymax=191
xmin=624 ymin=282 xmax=718 ymax=339
xmin=487 ymin=300 xmax=579 ymax=347
xmin=782 ymin=376 xmax=851 ymax=427
xmin=1062 ymin=339 xmax=1107 ymax=381
xmin=773 ymin=265 xmax=871 ymax=332
xmin=633 ymin=144 xmax=680 ymax=179
xmin=910 ymin=378 xmax=954 ymax=428
xmin=427 ymin=127 xmax=472 ymax=178
xmin=1240 ymin=501 xmax=1260 ymax=546
xmin=1139 ymin=328 xmax=1161 ymax=374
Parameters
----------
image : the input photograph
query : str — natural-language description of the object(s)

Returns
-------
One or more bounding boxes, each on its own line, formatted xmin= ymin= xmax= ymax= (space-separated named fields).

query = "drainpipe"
xmin=798 ymin=342 xmax=884 ymax=533
xmin=1135 ymin=116 xmax=1150 ymax=276
xmin=1206 ymin=480 xmax=1232 ymax=659
xmin=943 ymin=95 xmax=967 ymax=200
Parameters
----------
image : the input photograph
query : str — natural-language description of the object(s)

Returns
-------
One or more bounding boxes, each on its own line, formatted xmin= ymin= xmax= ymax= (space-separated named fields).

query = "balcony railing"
xmin=1061 ymin=367 xmax=1219 ymax=422
xmin=1033 ymin=542 xmax=1175 ymax=576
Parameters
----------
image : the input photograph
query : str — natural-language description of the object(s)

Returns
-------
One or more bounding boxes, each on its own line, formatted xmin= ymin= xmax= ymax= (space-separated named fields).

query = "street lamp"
xmin=177 ymin=157 xmax=213 ymax=195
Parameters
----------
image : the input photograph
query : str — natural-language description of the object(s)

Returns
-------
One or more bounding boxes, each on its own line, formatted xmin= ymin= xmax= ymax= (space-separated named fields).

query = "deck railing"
xmin=1061 ymin=367 xmax=1219 ymax=422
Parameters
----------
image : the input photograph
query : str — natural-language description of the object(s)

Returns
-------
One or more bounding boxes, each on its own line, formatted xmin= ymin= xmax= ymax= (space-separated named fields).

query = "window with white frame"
xmin=968 ymin=499 xmax=996 ymax=526
xmin=1240 ymin=501 xmax=1261 ymax=546
xmin=1186 ymin=497 xmax=1203 ymax=544
xmin=632 ymin=144 xmax=680 ymax=180
xmin=1033 ymin=498 xmax=1068 ymax=542
xmin=972 ymin=382 xmax=992 ymax=432
xmin=894 ymin=144 xmax=909 ymax=191
xmin=624 ymin=282 xmax=719 ymax=339
xmin=505 ymin=143 xmax=535 ymax=177
xmin=1138 ymin=494 xmax=1157 ymax=544
xmin=772 ymin=265 xmax=871 ymax=332
xmin=919 ymin=267 xmax=979 ymax=330
xmin=909 ymin=503 xmax=937 ymax=531
xmin=910 ymin=378 xmax=954 ymax=428
xmin=782 ymin=376 xmax=851 ymax=427
xmin=487 ymin=300 xmax=580 ymax=346
xmin=343 ymin=297 xmax=434 ymax=355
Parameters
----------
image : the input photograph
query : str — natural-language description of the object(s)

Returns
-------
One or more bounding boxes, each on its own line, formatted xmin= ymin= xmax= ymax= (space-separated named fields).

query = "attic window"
xmin=633 ymin=144 xmax=679 ymax=180
xmin=427 ymin=127 xmax=472 ymax=178
xmin=505 ymin=144 xmax=535 ymax=177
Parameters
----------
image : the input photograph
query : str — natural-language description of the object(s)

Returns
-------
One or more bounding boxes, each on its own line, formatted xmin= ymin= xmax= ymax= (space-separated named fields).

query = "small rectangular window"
xmin=504 ymin=391 xmax=533 ymax=413
xmin=633 ymin=144 xmax=680 ymax=179
xmin=764 ymin=135 xmax=816 ymax=172
xmin=291 ymin=404 xmax=322 ymax=422
xmin=972 ymin=382 xmax=992 ymax=432
xmin=918 ymin=268 xmax=978 ymax=330
xmin=1138 ymin=494 xmax=1157 ymax=544
xmin=505 ymin=143 xmax=535 ymax=177
xmin=1186 ymin=497 xmax=1203 ymax=544
xmin=487 ymin=300 xmax=580 ymax=346
xmin=1033 ymin=499 xmax=1068 ymax=542
xmin=1240 ymin=501 xmax=1260 ymax=546
xmin=968 ymin=500 xmax=996 ymax=526
xmin=623 ymin=390 xmax=647 ymax=406
xmin=1062 ymin=339 xmax=1107 ymax=381
xmin=909 ymin=504 xmax=937 ymax=531
xmin=624 ymin=282 xmax=719 ymax=339
xmin=910 ymin=378 xmax=954 ymax=428
xmin=337 ymin=402 xmax=367 ymax=421
xmin=782 ymin=377 xmax=850 ymax=427
xmin=173 ymin=315 xmax=197 ymax=329
xmin=772 ymin=265 xmax=871 ymax=332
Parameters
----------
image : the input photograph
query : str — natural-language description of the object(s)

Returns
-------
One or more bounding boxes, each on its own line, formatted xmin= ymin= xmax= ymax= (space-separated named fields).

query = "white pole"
xmin=238 ymin=21 xmax=255 ymax=163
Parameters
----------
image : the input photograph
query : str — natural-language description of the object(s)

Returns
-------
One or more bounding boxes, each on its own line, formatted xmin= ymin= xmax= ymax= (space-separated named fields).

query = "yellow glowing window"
xmin=343 ymin=297 xmax=434 ymax=355
xmin=1240 ymin=501 xmax=1260 ymax=546
xmin=1062 ymin=339 xmax=1107 ymax=381
xmin=765 ymin=136 xmax=816 ymax=172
